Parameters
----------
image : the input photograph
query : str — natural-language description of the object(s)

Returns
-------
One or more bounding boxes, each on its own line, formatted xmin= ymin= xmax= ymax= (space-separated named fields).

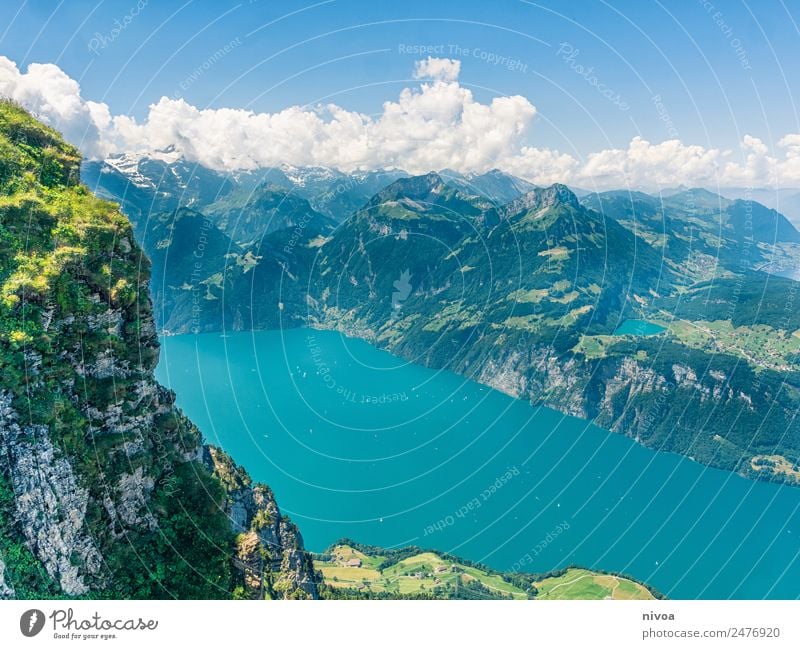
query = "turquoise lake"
xmin=613 ymin=319 xmax=667 ymax=336
xmin=156 ymin=328 xmax=800 ymax=599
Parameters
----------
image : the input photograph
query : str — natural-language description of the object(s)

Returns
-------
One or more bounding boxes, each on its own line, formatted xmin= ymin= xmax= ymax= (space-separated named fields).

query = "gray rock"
xmin=202 ymin=446 xmax=319 ymax=599
xmin=0 ymin=393 xmax=104 ymax=596
xmin=0 ymin=555 xmax=15 ymax=599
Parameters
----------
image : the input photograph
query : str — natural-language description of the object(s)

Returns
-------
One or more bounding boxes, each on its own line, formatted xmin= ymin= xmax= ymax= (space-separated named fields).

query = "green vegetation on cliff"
xmin=0 ymin=101 xmax=316 ymax=600
xmin=0 ymin=99 xmax=236 ymax=597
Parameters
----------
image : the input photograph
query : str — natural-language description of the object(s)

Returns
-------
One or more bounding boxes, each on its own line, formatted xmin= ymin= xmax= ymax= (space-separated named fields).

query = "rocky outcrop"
xmin=103 ymin=467 xmax=158 ymax=533
xmin=0 ymin=393 xmax=103 ymax=595
xmin=476 ymin=344 xmax=589 ymax=418
xmin=596 ymin=357 xmax=667 ymax=431
xmin=0 ymin=555 xmax=14 ymax=599
xmin=497 ymin=183 xmax=580 ymax=218
xmin=203 ymin=447 xmax=319 ymax=600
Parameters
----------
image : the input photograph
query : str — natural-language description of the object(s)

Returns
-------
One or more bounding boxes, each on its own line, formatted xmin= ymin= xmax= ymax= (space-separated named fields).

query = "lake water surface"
xmin=156 ymin=328 xmax=800 ymax=599
xmin=613 ymin=319 xmax=667 ymax=336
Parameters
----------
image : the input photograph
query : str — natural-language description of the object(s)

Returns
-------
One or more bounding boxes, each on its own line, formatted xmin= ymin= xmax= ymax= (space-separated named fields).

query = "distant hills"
xmin=82 ymin=154 xmax=800 ymax=485
xmin=582 ymin=187 xmax=800 ymax=281
xmin=82 ymin=153 xmax=541 ymax=221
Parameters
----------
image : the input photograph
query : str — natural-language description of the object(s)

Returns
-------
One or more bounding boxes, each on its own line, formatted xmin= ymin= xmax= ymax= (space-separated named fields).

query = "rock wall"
xmin=203 ymin=447 xmax=318 ymax=600
xmin=0 ymin=394 xmax=103 ymax=595
xmin=0 ymin=555 xmax=14 ymax=599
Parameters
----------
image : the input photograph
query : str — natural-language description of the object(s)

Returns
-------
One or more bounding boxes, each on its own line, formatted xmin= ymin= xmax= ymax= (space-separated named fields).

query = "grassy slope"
xmin=534 ymin=568 xmax=654 ymax=600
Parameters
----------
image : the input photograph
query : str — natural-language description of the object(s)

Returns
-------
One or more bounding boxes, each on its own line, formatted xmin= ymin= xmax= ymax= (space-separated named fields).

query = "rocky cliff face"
xmin=0 ymin=393 xmax=104 ymax=595
xmin=0 ymin=555 xmax=14 ymax=598
xmin=204 ymin=448 xmax=318 ymax=600
xmin=463 ymin=336 xmax=791 ymax=477
xmin=0 ymin=101 xmax=318 ymax=599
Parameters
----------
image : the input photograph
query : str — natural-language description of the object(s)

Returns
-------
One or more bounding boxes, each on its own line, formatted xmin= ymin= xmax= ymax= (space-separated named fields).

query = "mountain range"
xmin=83 ymin=152 xmax=800 ymax=485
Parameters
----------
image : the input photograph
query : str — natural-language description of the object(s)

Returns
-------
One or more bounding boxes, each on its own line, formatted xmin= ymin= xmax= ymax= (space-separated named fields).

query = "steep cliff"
xmin=471 ymin=337 xmax=797 ymax=477
xmin=0 ymin=101 xmax=317 ymax=599
xmin=203 ymin=447 xmax=317 ymax=600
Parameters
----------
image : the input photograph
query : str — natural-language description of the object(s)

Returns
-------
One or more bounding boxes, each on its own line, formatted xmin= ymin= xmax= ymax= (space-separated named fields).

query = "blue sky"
xmin=1 ymin=0 xmax=799 ymax=188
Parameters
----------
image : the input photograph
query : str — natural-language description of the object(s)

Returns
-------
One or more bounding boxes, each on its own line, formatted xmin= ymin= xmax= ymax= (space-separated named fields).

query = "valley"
xmin=0 ymin=97 xmax=797 ymax=603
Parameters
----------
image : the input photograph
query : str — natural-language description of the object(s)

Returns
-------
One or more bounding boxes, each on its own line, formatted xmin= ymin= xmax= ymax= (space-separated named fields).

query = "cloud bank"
xmin=2 ymin=55 xmax=799 ymax=189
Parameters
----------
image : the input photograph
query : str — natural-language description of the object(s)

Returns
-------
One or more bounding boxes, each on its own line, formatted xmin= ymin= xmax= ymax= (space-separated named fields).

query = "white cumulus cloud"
xmin=412 ymin=56 xmax=461 ymax=82
xmin=0 ymin=56 xmax=108 ymax=157
xmin=2 ymin=55 xmax=800 ymax=190
xmin=577 ymin=137 xmax=724 ymax=188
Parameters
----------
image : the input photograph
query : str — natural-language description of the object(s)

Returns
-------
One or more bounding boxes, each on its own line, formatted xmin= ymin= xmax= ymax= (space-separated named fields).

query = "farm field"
xmin=315 ymin=544 xmax=655 ymax=600
xmin=534 ymin=568 xmax=655 ymax=600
